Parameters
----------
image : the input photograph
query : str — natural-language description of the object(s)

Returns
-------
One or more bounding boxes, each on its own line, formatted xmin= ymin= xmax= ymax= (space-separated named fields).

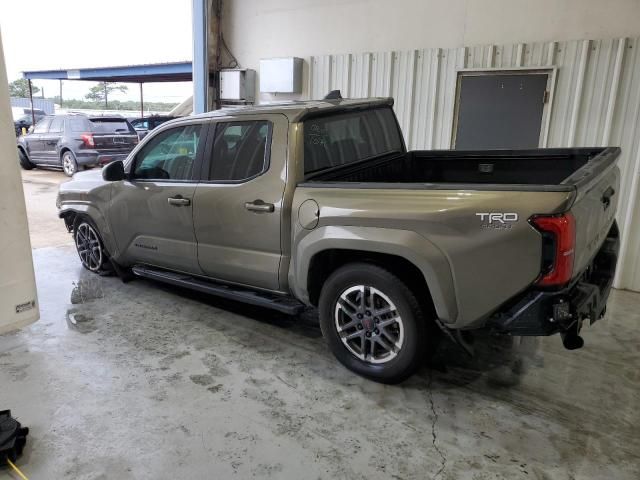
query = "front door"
xmin=25 ymin=117 xmax=52 ymax=161
xmin=40 ymin=116 xmax=64 ymax=164
xmin=109 ymin=122 xmax=207 ymax=273
xmin=193 ymin=114 xmax=287 ymax=291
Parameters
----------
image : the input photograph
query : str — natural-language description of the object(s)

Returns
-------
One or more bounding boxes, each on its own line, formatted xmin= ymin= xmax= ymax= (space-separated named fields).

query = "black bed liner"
xmin=302 ymin=147 xmax=620 ymax=193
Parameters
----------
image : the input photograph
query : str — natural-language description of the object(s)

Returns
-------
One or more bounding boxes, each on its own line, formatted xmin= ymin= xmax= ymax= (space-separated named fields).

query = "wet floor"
xmin=1 ymin=245 xmax=639 ymax=479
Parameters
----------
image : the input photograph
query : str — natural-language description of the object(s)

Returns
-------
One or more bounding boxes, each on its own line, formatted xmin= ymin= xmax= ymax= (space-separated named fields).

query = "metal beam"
xmin=192 ymin=0 xmax=208 ymax=114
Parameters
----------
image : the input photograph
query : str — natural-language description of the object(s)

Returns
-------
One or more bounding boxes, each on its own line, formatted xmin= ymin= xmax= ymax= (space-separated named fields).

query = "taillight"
xmin=530 ymin=212 xmax=576 ymax=287
xmin=81 ymin=133 xmax=94 ymax=147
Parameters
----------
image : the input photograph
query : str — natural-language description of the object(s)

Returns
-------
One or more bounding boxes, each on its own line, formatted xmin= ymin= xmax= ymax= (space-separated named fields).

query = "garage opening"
xmin=452 ymin=69 xmax=554 ymax=149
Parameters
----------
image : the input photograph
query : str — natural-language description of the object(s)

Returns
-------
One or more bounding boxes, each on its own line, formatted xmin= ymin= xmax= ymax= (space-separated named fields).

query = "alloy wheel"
xmin=334 ymin=285 xmax=404 ymax=364
xmin=75 ymin=223 xmax=103 ymax=271
xmin=62 ymin=153 xmax=76 ymax=176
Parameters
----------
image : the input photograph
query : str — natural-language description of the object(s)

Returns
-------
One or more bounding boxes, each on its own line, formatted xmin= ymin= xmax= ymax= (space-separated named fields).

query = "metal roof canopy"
xmin=22 ymin=61 xmax=192 ymax=83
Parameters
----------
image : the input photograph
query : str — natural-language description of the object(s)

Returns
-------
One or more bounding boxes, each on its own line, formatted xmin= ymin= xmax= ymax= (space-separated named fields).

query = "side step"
xmin=131 ymin=265 xmax=305 ymax=315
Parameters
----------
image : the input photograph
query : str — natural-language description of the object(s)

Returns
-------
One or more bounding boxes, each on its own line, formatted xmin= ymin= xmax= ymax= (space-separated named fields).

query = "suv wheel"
xmin=318 ymin=263 xmax=427 ymax=383
xmin=61 ymin=151 xmax=78 ymax=176
xmin=73 ymin=218 xmax=111 ymax=274
xmin=18 ymin=149 xmax=36 ymax=170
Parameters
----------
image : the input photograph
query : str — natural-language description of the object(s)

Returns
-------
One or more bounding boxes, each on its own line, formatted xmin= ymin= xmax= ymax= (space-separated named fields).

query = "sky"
xmin=0 ymin=0 xmax=194 ymax=103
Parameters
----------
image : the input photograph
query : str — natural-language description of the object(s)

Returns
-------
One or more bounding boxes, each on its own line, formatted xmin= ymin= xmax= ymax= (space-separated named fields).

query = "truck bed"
xmin=307 ymin=148 xmax=609 ymax=187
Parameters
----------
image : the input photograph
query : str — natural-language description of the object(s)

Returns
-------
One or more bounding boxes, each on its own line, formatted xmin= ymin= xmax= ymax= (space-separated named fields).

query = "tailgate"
xmin=93 ymin=133 xmax=138 ymax=152
xmin=565 ymin=148 xmax=620 ymax=278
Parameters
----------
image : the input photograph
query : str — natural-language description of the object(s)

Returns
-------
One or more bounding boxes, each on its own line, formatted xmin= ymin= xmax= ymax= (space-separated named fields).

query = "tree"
xmin=8 ymin=78 xmax=40 ymax=98
xmin=85 ymin=82 xmax=129 ymax=108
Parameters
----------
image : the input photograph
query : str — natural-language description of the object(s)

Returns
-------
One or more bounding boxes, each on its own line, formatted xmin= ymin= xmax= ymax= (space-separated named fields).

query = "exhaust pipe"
xmin=561 ymin=329 xmax=584 ymax=350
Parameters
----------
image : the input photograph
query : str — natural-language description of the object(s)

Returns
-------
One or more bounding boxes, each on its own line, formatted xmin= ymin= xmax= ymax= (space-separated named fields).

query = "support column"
xmin=27 ymin=79 xmax=35 ymax=127
xmin=140 ymin=83 xmax=144 ymax=117
xmin=192 ymin=0 xmax=209 ymax=114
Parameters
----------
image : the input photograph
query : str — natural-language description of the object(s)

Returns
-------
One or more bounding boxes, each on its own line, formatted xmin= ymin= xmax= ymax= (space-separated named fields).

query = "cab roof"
xmin=189 ymin=97 xmax=394 ymax=123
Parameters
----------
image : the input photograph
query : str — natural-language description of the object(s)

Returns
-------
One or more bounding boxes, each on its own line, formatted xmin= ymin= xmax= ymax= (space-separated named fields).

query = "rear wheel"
xmin=18 ymin=149 xmax=35 ymax=170
xmin=73 ymin=217 xmax=111 ymax=274
xmin=319 ymin=263 xmax=427 ymax=383
xmin=61 ymin=150 xmax=78 ymax=176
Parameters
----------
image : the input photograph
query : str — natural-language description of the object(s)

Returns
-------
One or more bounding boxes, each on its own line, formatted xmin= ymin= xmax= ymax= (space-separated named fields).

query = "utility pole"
xmin=59 ymin=80 xmax=63 ymax=108
xmin=104 ymin=82 xmax=108 ymax=109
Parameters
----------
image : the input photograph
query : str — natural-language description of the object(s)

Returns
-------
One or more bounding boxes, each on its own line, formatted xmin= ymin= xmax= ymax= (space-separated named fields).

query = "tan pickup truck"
xmin=56 ymin=96 xmax=620 ymax=383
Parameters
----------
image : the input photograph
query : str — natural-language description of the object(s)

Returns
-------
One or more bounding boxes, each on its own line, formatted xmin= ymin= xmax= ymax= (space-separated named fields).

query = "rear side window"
xmin=133 ymin=124 xmax=202 ymax=181
xmin=68 ymin=118 xmax=91 ymax=132
xmin=89 ymin=119 xmax=135 ymax=134
xmin=208 ymin=120 xmax=270 ymax=181
xmin=303 ymin=107 xmax=403 ymax=175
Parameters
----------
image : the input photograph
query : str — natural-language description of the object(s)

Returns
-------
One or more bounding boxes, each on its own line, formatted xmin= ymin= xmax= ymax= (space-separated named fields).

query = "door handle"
xmin=168 ymin=195 xmax=191 ymax=207
xmin=245 ymin=199 xmax=275 ymax=213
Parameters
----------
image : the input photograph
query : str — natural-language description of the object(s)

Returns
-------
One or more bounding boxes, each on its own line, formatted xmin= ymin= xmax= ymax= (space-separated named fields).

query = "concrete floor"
xmin=1 ymin=168 xmax=639 ymax=479
xmin=0 ymin=244 xmax=639 ymax=479
xmin=20 ymin=169 xmax=72 ymax=249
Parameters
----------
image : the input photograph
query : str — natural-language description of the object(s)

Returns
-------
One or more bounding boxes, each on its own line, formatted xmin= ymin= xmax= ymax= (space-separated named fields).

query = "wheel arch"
xmin=291 ymin=226 xmax=458 ymax=323
xmin=59 ymin=146 xmax=73 ymax=160
xmin=16 ymin=144 xmax=29 ymax=157
xmin=59 ymin=207 xmax=117 ymax=258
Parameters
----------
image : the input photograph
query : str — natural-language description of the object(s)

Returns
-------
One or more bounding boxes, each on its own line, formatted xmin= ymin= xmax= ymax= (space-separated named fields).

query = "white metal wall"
xmin=309 ymin=37 xmax=640 ymax=291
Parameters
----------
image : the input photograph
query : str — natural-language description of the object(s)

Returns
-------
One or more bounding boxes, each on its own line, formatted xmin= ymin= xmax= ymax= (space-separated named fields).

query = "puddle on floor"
xmin=66 ymin=310 xmax=97 ymax=334
xmin=70 ymin=277 xmax=105 ymax=305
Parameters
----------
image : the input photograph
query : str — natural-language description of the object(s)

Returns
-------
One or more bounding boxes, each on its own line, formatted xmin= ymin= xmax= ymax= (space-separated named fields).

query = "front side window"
xmin=133 ymin=124 xmax=202 ymax=181
xmin=208 ymin=120 xmax=270 ymax=181
xmin=49 ymin=117 xmax=64 ymax=134
xmin=303 ymin=107 xmax=403 ymax=175
xmin=33 ymin=117 xmax=52 ymax=134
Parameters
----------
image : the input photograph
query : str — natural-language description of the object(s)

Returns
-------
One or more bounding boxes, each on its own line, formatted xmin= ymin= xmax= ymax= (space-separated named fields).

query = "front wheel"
xmin=74 ymin=218 xmax=111 ymax=274
xmin=18 ymin=149 xmax=35 ymax=170
xmin=318 ymin=263 xmax=427 ymax=384
xmin=61 ymin=151 xmax=78 ymax=176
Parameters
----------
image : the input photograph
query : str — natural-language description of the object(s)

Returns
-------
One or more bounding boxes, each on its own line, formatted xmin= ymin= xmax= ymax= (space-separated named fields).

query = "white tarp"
xmin=0 ymin=31 xmax=39 ymax=333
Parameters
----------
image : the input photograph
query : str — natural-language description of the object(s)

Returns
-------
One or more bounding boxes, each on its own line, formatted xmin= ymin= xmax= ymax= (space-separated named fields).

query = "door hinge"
xmin=543 ymin=90 xmax=550 ymax=104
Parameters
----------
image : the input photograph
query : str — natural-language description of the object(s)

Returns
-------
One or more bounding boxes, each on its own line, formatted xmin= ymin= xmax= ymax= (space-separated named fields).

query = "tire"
xmin=318 ymin=263 xmax=427 ymax=384
xmin=18 ymin=149 xmax=36 ymax=170
xmin=61 ymin=150 xmax=79 ymax=177
xmin=73 ymin=217 xmax=112 ymax=275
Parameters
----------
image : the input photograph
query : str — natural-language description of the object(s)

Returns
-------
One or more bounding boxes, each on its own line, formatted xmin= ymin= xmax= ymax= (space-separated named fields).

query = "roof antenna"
xmin=324 ymin=90 xmax=342 ymax=100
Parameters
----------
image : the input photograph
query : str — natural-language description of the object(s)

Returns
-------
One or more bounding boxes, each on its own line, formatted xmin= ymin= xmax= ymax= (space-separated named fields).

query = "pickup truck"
xmin=56 ymin=96 xmax=620 ymax=383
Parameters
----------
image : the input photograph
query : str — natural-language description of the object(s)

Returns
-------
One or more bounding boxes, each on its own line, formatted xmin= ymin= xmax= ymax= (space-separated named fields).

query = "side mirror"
xmin=102 ymin=160 xmax=126 ymax=181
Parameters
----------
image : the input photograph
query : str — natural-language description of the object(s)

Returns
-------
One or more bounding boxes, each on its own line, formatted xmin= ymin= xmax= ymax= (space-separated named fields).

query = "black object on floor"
xmin=0 ymin=410 xmax=29 ymax=465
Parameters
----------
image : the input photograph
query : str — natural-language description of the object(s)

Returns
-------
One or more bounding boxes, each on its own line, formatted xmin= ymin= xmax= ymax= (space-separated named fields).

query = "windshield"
xmin=89 ymin=119 xmax=135 ymax=134
xmin=303 ymin=107 xmax=403 ymax=175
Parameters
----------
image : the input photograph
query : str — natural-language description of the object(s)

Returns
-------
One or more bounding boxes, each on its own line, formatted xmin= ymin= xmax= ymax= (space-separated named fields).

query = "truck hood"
xmin=57 ymin=168 xmax=111 ymax=210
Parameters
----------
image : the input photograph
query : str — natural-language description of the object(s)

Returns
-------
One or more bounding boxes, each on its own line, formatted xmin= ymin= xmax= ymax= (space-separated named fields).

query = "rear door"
xmin=40 ymin=116 xmax=64 ymax=164
xmin=192 ymin=114 xmax=287 ymax=291
xmin=89 ymin=118 xmax=139 ymax=157
xmin=109 ymin=122 xmax=208 ymax=273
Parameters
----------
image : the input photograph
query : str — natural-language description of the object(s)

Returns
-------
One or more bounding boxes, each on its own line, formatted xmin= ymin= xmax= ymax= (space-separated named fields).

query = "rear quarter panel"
xmin=292 ymin=185 xmax=575 ymax=328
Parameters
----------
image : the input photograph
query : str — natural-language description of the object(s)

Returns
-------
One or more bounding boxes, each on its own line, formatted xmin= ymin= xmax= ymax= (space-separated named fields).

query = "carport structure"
xmin=21 ymin=61 xmax=192 ymax=125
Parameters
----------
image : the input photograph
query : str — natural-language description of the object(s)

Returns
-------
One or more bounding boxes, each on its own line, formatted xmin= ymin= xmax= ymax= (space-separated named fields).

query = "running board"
xmin=131 ymin=265 xmax=305 ymax=315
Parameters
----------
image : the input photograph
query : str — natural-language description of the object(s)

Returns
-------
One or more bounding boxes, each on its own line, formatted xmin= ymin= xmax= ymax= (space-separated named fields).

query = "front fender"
xmin=290 ymin=225 xmax=458 ymax=323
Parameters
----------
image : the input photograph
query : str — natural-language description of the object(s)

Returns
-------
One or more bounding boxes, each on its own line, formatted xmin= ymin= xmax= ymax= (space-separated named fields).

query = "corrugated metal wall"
xmin=309 ymin=37 xmax=640 ymax=291
xmin=10 ymin=97 xmax=55 ymax=114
